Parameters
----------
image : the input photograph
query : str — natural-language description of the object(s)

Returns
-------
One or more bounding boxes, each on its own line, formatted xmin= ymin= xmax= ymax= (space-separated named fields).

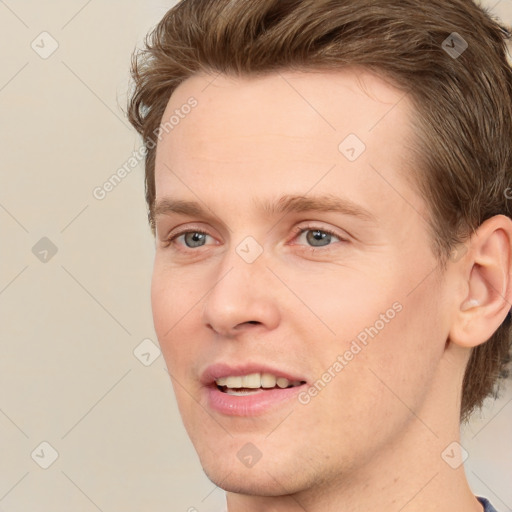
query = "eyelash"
xmin=164 ymin=223 xmax=347 ymax=252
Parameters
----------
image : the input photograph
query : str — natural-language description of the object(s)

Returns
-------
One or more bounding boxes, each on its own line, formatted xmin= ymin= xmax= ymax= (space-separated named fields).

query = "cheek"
xmin=150 ymin=263 xmax=199 ymax=371
xmin=305 ymin=295 xmax=445 ymax=466
xmin=150 ymin=265 xmax=172 ymax=343
xmin=341 ymin=274 xmax=447 ymax=420
xmin=293 ymin=260 xmax=446 ymax=398
xmin=273 ymin=260 xmax=403 ymax=347
xmin=150 ymin=255 xmax=203 ymax=330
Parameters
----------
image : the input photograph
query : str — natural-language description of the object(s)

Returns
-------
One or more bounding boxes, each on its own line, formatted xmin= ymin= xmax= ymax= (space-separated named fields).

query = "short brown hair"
xmin=127 ymin=0 xmax=512 ymax=420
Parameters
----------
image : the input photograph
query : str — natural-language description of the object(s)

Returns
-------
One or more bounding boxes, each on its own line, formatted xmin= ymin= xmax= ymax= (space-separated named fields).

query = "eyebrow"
xmin=257 ymin=194 xmax=376 ymax=221
xmin=154 ymin=194 xmax=376 ymax=222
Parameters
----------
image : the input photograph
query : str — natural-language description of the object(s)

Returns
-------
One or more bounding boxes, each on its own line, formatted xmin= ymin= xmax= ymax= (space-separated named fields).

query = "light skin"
xmin=150 ymin=68 xmax=512 ymax=512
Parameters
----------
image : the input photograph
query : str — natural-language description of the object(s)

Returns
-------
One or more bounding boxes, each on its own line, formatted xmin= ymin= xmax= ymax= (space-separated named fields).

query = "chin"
xmin=201 ymin=462 xmax=298 ymax=497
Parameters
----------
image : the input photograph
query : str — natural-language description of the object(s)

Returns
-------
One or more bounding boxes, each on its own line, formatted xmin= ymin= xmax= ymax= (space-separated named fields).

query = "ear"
xmin=449 ymin=215 xmax=512 ymax=348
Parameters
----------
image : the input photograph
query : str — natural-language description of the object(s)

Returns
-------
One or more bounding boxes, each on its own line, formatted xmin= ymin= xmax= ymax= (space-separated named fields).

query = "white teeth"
xmin=215 ymin=373 xmax=303 ymax=390
xmin=241 ymin=373 xmax=261 ymax=388
xmin=261 ymin=373 xmax=277 ymax=388
xmin=224 ymin=376 xmax=242 ymax=388
xmin=276 ymin=377 xmax=290 ymax=388
xmin=225 ymin=388 xmax=265 ymax=396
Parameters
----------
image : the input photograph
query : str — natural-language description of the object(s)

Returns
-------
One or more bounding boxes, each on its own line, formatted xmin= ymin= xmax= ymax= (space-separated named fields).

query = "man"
xmin=127 ymin=0 xmax=512 ymax=510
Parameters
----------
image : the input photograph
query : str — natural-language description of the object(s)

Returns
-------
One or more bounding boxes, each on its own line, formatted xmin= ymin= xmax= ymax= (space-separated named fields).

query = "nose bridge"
xmin=201 ymin=240 xmax=279 ymax=335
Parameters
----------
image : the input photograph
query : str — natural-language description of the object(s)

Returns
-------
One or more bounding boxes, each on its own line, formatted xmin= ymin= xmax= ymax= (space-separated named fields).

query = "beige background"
xmin=0 ymin=1 xmax=511 ymax=511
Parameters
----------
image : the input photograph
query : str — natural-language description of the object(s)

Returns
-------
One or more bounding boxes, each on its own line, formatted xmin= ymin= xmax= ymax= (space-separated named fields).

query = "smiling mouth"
xmin=215 ymin=373 xmax=306 ymax=395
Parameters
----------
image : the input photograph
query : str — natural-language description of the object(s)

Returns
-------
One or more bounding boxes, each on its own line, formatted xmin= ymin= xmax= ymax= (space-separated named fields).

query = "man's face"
xmin=151 ymin=69 xmax=453 ymax=495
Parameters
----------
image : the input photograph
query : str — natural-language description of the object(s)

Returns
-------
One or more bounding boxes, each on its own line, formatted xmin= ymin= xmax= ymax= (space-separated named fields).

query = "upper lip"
xmin=200 ymin=362 xmax=308 ymax=386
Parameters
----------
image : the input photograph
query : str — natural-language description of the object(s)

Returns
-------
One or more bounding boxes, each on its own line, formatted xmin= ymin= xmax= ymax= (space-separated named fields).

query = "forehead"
xmin=160 ymin=68 xmax=409 ymax=148
xmin=153 ymin=68 xmax=423 ymax=228
xmin=156 ymin=67 xmax=411 ymax=170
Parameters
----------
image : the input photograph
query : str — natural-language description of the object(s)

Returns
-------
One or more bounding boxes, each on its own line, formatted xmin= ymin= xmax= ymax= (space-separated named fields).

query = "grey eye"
xmin=306 ymin=230 xmax=332 ymax=247
xmin=184 ymin=232 xmax=208 ymax=248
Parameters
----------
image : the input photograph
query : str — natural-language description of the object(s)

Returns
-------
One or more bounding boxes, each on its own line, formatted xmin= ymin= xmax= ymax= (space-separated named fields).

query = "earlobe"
xmin=449 ymin=215 xmax=512 ymax=349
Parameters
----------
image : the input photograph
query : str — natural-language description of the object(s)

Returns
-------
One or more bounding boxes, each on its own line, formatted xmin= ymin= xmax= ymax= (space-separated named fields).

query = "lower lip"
xmin=204 ymin=385 xmax=306 ymax=416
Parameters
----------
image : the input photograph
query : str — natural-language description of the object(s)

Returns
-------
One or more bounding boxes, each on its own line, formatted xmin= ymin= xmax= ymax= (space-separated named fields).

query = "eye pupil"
xmin=306 ymin=230 xmax=331 ymax=247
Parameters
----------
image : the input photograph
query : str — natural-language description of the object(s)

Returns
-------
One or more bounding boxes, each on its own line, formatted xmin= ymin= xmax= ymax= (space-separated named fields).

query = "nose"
xmin=201 ymin=251 xmax=280 ymax=337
